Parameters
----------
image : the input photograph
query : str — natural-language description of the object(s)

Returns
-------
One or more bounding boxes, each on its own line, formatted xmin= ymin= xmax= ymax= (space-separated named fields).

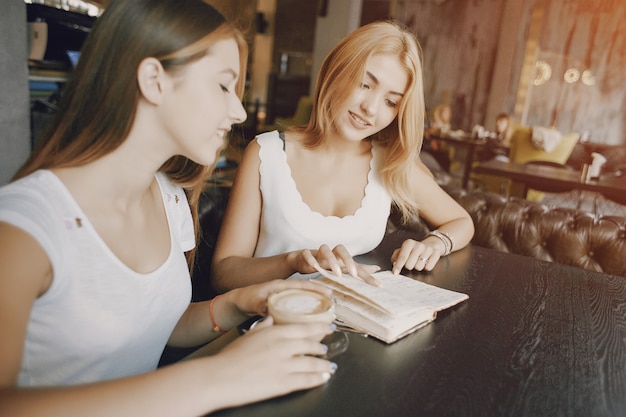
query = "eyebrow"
xmin=365 ymin=70 xmax=404 ymax=97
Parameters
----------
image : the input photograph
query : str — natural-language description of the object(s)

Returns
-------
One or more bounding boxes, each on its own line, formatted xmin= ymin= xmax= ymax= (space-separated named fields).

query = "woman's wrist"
xmin=424 ymin=230 xmax=454 ymax=256
xmin=210 ymin=291 xmax=245 ymax=334
xmin=284 ymin=251 xmax=300 ymax=275
xmin=209 ymin=296 xmax=228 ymax=334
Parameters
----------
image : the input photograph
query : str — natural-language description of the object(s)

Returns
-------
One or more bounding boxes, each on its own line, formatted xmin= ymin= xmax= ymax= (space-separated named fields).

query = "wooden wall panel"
xmin=526 ymin=0 xmax=626 ymax=144
xmin=393 ymin=0 xmax=507 ymax=130
xmin=393 ymin=0 xmax=625 ymax=145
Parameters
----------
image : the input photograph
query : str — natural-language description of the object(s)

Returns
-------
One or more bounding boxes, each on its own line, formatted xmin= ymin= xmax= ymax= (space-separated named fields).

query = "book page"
xmin=314 ymin=270 xmax=468 ymax=317
xmin=332 ymin=291 xmax=435 ymax=343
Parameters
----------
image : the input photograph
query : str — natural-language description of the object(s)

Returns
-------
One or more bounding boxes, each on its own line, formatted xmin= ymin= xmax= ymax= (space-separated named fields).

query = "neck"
xmin=53 ymin=121 xmax=174 ymax=209
xmin=321 ymin=133 xmax=372 ymax=155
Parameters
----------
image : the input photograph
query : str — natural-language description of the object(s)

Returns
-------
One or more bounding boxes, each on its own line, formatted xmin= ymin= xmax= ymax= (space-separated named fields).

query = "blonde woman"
xmin=212 ymin=21 xmax=474 ymax=292
xmin=0 ymin=1 xmax=337 ymax=416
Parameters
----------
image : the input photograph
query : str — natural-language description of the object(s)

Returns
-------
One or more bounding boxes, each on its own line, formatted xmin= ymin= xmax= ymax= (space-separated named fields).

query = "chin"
xmin=186 ymin=147 xmax=220 ymax=168
xmin=342 ymin=127 xmax=372 ymax=142
xmin=337 ymin=121 xmax=371 ymax=141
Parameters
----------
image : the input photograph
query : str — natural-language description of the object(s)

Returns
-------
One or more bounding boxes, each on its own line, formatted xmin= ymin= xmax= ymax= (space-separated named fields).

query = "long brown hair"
xmin=295 ymin=20 xmax=426 ymax=222
xmin=14 ymin=0 xmax=248 ymax=267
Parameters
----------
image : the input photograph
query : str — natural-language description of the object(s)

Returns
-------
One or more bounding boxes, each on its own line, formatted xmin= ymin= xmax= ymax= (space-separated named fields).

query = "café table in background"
xmin=427 ymin=132 xmax=489 ymax=189
xmin=473 ymin=158 xmax=626 ymax=205
xmin=195 ymin=229 xmax=626 ymax=417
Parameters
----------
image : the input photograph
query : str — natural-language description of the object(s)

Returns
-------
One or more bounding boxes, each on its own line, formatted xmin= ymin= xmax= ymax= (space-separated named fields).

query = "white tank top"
xmin=254 ymin=131 xmax=392 ymax=260
xmin=0 ymin=170 xmax=194 ymax=386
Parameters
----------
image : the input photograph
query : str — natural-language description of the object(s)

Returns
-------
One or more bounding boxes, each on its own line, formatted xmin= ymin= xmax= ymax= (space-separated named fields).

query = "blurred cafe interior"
xmin=4 ymin=2 xmax=626 ymax=412
xmin=3 ymin=0 xmax=626 ymax=255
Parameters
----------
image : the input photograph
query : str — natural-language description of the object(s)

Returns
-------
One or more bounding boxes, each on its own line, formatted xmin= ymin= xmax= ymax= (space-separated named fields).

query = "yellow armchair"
xmin=264 ymin=96 xmax=313 ymax=132
xmin=509 ymin=127 xmax=579 ymax=165
xmin=509 ymin=127 xmax=580 ymax=201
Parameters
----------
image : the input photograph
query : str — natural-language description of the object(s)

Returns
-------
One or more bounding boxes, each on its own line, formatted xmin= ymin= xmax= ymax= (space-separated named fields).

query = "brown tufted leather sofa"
xmin=409 ymin=150 xmax=626 ymax=277
xmin=447 ymin=188 xmax=626 ymax=276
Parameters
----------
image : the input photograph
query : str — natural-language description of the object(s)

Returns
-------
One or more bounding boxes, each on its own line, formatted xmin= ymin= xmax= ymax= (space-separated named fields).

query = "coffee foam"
xmin=274 ymin=293 xmax=324 ymax=314
xmin=268 ymin=289 xmax=335 ymax=326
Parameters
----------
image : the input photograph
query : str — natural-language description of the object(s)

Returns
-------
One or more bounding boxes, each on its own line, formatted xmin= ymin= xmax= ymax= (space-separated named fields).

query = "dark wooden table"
xmin=201 ymin=230 xmax=626 ymax=417
xmin=473 ymin=159 xmax=626 ymax=205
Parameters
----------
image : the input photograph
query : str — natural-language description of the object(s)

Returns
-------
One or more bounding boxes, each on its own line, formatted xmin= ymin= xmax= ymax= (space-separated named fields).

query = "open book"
xmin=313 ymin=270 xmax=468 ymax=344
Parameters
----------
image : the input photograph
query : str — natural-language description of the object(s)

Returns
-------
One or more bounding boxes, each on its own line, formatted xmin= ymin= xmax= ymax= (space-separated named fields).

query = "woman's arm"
xmin=0 ymin=223 xmax=335 ymax=417
xmin=1 ymin=324 xmax=334 ymax=417
xmin=211 ymin=140 xmax=298 ymax=292
xmin=167 ymin=279 xmax=333 ymax=347
xmin=0 ymin=223 xmax=52 ymax=389
xmin=390 ymin=169 xmax=475 ymax=273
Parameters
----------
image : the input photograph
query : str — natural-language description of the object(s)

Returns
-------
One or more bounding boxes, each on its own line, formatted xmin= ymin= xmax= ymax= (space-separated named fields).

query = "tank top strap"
xmin=278 ymin=131 xmax=286 ymax=150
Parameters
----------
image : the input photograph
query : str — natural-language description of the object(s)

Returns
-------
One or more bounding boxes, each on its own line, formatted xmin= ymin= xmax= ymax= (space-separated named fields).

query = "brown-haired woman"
xmin=0 ymin=1 xmax=336 ymax=415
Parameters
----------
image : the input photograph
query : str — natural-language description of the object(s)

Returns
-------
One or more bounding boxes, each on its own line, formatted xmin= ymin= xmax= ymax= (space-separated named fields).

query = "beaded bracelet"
xmin=426 ymin=230 xmax=453 ymax=256
xmin=209 ymin=295 xmax=228 ymax=334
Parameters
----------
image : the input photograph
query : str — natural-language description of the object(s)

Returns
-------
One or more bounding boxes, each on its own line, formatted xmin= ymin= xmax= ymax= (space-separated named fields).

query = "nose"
xmin=230 ymin=96 xmax=248 ymax=125
xmin=360 ymin=92 xmax=380 ymax=116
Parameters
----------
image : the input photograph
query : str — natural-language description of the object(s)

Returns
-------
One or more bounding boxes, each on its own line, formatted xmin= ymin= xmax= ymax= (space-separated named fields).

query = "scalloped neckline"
xmin=277 ymin=141 xmax=376 ymax=221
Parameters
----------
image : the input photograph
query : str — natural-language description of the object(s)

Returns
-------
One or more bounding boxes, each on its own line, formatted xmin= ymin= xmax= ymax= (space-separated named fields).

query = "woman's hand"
xmin=391 ymin=238 xmax=443 ymax=273
xmin=210 ymin=316 xmax=337 ymax=408
xmin=227 ymin=279 xmax=333 ymax=317
xmin=287 ymin=244 xmax=382 ymax=286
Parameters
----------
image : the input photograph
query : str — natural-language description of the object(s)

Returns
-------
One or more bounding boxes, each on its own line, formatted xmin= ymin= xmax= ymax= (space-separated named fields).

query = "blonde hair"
xmin=14 ymin=0 xmax=248 ymax=267
xmin=295 ymin=20 xmax=426 ymax=222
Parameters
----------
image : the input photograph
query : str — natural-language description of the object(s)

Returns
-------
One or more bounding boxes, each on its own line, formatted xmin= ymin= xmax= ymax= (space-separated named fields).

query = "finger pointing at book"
xmin=391 ymin=239 xmax=441 ymax=273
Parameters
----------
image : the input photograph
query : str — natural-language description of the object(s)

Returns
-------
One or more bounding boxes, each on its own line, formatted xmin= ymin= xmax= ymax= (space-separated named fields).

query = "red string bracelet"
xmin=209 ymin=295 xmax=228 ymax=334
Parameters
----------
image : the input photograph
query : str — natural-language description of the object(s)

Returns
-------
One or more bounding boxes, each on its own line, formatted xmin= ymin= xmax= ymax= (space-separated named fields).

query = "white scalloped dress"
xmin=254 ymin=131 xmax=392 ymax=266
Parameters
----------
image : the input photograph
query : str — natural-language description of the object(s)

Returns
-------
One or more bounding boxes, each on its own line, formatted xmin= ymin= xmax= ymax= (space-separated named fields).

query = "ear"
xmin=137 ymin=57 xmax=168 ymax=105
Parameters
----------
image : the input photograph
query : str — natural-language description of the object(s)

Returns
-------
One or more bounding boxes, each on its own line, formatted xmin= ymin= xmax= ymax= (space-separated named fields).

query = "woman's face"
xmin=160 ymin=37 xmax=247 ymax=166
xmin=496 ymin=116 xmax=509 ymax=133
xmin=335 ymin=53 xmax=409 ymax=142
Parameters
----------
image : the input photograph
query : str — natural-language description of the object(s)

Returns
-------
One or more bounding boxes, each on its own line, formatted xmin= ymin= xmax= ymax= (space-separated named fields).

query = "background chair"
xmin=263 ymin=95 xmax=313 ymax=132
xmin=509 ymin=127 xmax=579 ymax=165
xmin=470 ymin=126 xmax=580 ymax=199
xmin=508 ymin=127 xmax=580 ymax=200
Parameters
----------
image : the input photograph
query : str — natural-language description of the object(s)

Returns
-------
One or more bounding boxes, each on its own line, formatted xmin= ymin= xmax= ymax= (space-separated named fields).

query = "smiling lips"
xmin=349 ymin=111 xmax=372 ymax=128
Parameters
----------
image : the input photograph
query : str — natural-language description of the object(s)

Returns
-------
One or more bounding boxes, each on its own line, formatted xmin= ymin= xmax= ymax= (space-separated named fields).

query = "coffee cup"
xmin=267 ymin=289 xmax=335 ymax=326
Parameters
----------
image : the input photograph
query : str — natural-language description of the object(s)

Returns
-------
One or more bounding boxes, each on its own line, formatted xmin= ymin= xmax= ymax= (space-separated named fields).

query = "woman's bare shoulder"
xmin=282 ymin=130 xmax=307 ymax=146
xmin=0 ymin=221 xmax=53 ymax=297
